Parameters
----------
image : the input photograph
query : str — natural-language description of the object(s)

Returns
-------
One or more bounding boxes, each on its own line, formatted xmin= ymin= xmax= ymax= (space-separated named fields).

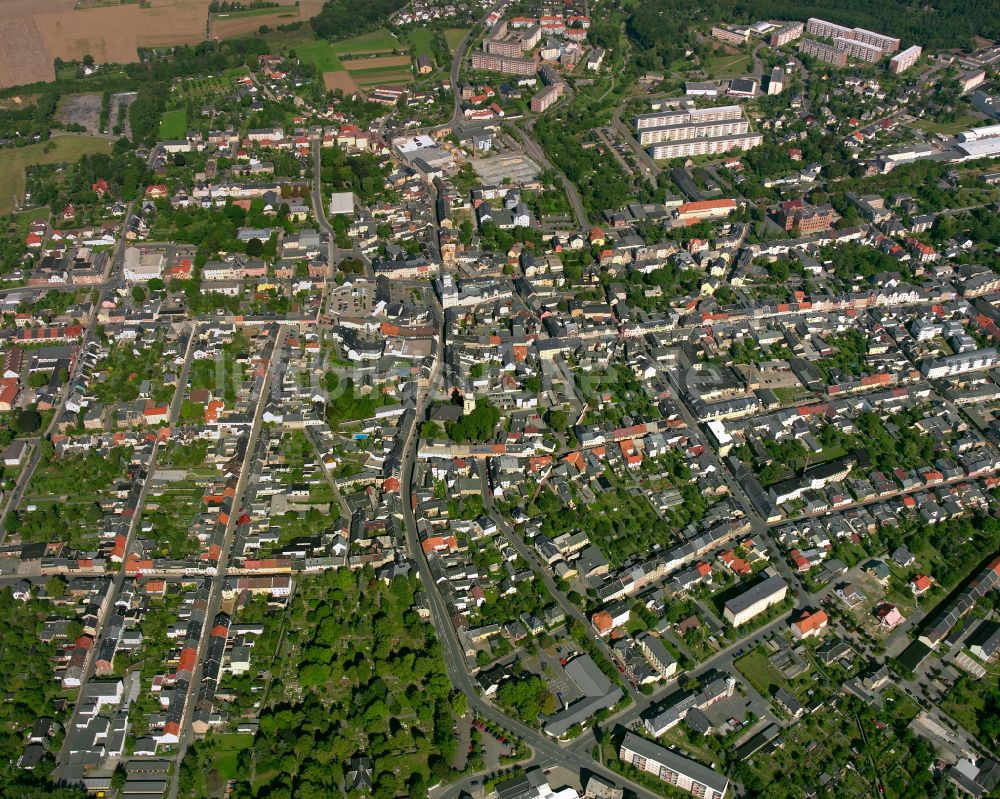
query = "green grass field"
xmin=0 ymin=136 xmax=114 ymax=215
xmin=408 ymin=27 xmax=434 ymax=59
xmin=158 ymin=109 xmax=188 ymax=140
xmin=444 ymin=28 xmax=470 ymax=52
xmin=295 ymin=39 xmax=346 ymax=72
xmin=911 ymin=112 xmax=984 ymax=136
xmin=331 ymin=28 xmax=404 ymax=55
xmin=351 ymin=68 xmax=414 ymax=86
xmin=704 ymin=52 xmax=752 ymax=77
xmin=13 ymin=207 xmax=50 ymax=235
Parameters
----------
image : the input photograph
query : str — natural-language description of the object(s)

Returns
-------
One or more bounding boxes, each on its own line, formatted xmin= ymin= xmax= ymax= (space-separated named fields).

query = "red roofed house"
xmin=911 ymin=574 xmax=933 ymax=596
xmin=791 ymin=608 xmax=828 ymax=639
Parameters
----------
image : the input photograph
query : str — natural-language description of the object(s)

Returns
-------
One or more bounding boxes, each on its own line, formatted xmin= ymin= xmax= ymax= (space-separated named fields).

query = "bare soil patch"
xmin=323 ymin=71 xmax=360 ymax=93
xmin=343 ymin=54 xmax=412 ymax=70
xmin=57 ymin=92 xmax=103 ymax=135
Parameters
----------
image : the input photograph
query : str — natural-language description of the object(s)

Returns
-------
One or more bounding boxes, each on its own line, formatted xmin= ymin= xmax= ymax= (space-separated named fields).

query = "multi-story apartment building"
xmin=530 ymin=83 xmax=564 ymax=112
xmin=889 ymin=45 xmax=922 ymax=74
xmin=638 ymin=118 xmax=750 ymax=146
xmin=723 ymin=574 xmax=788 ymax=626
xmin=648 ymin=132 xmax=762 ymax=159
xmin=769 ymin=21 xmax=804 ymax=47
xmin=851 ymin=26 xmax=900 ymax=53
xmin=806 ymin=16 xmax=853 ymax=40
xmin=711 ymin=25 xmax=749 ymax=47
xmin=834 ymin=36 xmax=885 ymax=63
xmin=798 ymin=38 xmax=848 ymax=67
xmin=471 ymin=51 xmax=537 ymax=76
xmin=636 ymin=104 xmax=743 ymax=131
xmin=619 ymin=733 xmax=730 ymax=799
xmin=521 ymin=24 xmax=542 ymax=51
xmin=960 ymin=68 xmax=987 ymax=94
xmin=636 ymin=106 xmax=760 ymax=159
xmin=484 ymin=37 xmax=523 ymax=58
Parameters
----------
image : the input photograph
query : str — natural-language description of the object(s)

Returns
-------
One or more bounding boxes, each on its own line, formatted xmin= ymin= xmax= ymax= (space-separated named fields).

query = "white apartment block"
xmin=851 ymin=26 xmax=900 ymax=53
xmin=889 ymin=45 xmax=922 ymax=74
xmin=620 ymin=732 xmax=729 ymax=799
xmin=806 ymin=17 xmax=853 ymax=40
xmin=648 ymin=132 xmax=762 ymax=160
xmin=636 ymin=105 xmax=743 ymax=130
xmin=723 ymin=574 xmax=788 ymax=626
xmin=638 ymin=119 xmax=750 ymax=146
xmin=834 ymin=36 xmax=885 ymax=63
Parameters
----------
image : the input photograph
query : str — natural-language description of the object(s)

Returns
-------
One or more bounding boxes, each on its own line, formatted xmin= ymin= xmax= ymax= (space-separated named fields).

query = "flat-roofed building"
xmin=471 ymin=51 xmax=538 ymax=76
xmin=619 ymin=732 xmax=729 ymax=799
xmin=798 ymin=38 xmax=848 ymax=67
xmin=769 ymin=22 xmax=803 ymax=47
xmin=806 ymin=17 xmax=853 ymax=40
xmin=889 ymin=45 xmax=922 ymax=74
xmin=723 ymin=574 xmax=788 ymax=626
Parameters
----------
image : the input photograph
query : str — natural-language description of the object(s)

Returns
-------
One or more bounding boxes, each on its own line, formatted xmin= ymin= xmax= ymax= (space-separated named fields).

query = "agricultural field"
xmin=209 ymin=2 xmax=304 ymax=39
xmin=302 ymin=31 xmax=415 ymax=92
xmin=0 ymin=135 xmax=114 ymax=214
xmin=349 ymin=66 xmax=414 ymax=88
xmin=159 ymin=108 xmax=188 ymax=140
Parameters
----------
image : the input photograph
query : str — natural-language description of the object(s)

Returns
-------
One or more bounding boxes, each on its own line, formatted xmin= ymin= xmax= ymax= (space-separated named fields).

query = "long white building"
xmin=620 ymin=732 xmax=729 ymax=799
xmin=635 ymin=105 xmax=760 ymax=159
xmin=723 ymin=574 xmax=788 ymax=626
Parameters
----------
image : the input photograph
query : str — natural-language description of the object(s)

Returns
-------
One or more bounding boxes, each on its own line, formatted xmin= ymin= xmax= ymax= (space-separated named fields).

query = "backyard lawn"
xmin=158 ymin=109 xmax=188 ymax=140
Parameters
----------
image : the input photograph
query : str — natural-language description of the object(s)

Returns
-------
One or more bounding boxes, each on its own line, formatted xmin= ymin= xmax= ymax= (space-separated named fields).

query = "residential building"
xmin=798 ymin=38 xmax=848 ymax=67
xmin=471 ymin=52 xmax=538 ymax=76
xmin=619 ymin=732 xmax=729 ymax=799
xmin=889 ymin=45 xmax=921 ymax=74
xmin=712 ymin=26 xmax=749 ymax=47
xmin=769 ymin=22 xmax=804 ymax=47
xmin=531 ymin=83 xmax=564 ymax=112
xmin=723 ymin=574 xmax=788 ymax=626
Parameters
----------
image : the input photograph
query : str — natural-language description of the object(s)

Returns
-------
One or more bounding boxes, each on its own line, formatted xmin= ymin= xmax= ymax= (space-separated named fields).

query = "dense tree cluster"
xmin=183 ymin=570 xmax=458 ymax=799
xmin=311 ymin=0 xmax=408 ymax=40
xmin=446 ymin=399 xmax=500 ymax=443
xmin=0 ymin=589 xmax=86 ymax=799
